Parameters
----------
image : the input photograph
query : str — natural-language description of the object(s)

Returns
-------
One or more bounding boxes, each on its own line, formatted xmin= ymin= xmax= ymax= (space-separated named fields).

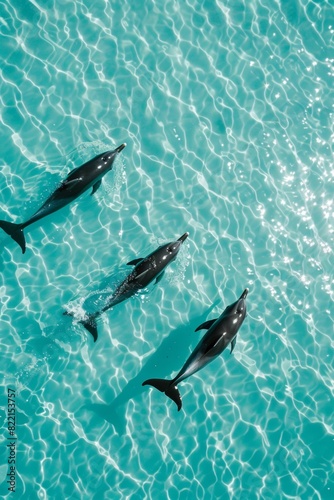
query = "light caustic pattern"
xmin=0 ymin=0 xmax=333 ymax=499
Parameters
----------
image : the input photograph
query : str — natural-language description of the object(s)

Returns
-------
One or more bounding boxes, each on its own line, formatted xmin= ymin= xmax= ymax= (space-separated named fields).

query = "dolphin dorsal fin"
xmin=127 ymin=258 xmax=143 ymax=266
xmin=195 ymin=319 xmax=217 ymax=332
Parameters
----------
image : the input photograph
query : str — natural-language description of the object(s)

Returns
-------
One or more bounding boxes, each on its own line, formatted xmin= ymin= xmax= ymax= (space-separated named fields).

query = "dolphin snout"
xmin=177 ymin=232 xmax=189 ymax=243
xmin=240 ymin=288 xmax=249 ymax=300
xmin=115 ymin=143 xmax=127 ymax=153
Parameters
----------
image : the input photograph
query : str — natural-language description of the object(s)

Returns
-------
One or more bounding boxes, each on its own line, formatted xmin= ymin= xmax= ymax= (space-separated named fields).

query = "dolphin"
xmin=142 ymin=288 xmax=249 ymax=411
xmin=0 ymin=143 xmax=126 ymax=253
xmin=65 ymin=232 xmax=189 ymax=342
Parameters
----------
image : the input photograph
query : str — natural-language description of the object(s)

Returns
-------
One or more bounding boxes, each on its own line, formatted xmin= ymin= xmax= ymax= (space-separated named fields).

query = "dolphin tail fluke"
xmin=80 ymin=315 xmax=99 ymax=342
xmin=64 ymin=311 xmax=99 ymax=342
xmin=0 ymin=220 xmax=26 ymax=253
xmin=142 ymin=378 xmax=182 ymax=411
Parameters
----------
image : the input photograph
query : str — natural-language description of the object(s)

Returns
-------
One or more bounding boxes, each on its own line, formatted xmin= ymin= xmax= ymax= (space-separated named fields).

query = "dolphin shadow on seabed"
xmin=84 ymin=300 xmax=220 ymax=435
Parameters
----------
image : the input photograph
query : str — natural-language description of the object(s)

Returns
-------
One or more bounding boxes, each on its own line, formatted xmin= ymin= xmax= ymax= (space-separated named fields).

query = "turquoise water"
xmin=0 ymin=0 xmax=333 ymax=498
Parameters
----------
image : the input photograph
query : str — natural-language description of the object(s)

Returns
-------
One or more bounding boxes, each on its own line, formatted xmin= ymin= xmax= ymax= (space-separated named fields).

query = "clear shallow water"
xmin=0 ymin=0 xmax=333 ymax=498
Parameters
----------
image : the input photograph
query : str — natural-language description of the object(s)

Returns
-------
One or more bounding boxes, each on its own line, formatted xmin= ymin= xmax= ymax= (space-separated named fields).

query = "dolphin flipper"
xmin=0 ymin=220 xmax=26 ymax=253
xmin=127 ymin=258 xmax=143 ymax=266
xmin=230 ymin=336 xmax=236 ymax=354
xmin=91 ymin=180 xmax=102 ymax=195
xmin=155 ymin=271 xmax=165 ymax=285
xmin=195 ymin=319 xmax=217 ymax=332
xmin=142 ymin=378 xmax=182 ymax=411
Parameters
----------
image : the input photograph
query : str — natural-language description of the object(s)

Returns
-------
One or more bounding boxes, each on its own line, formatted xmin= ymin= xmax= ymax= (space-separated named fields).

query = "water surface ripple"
xmin=0 ymin=0 xmax=333 ymax=499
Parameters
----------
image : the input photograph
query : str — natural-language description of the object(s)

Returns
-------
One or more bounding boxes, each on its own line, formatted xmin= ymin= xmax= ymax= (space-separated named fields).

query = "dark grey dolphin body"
xmin=66 ymin=232 xmax=189 ymax=342
xmin=0 ymin=143 xmax=126 ymax=253
xmin=143 ymin=288 xmax=249 ymax=411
